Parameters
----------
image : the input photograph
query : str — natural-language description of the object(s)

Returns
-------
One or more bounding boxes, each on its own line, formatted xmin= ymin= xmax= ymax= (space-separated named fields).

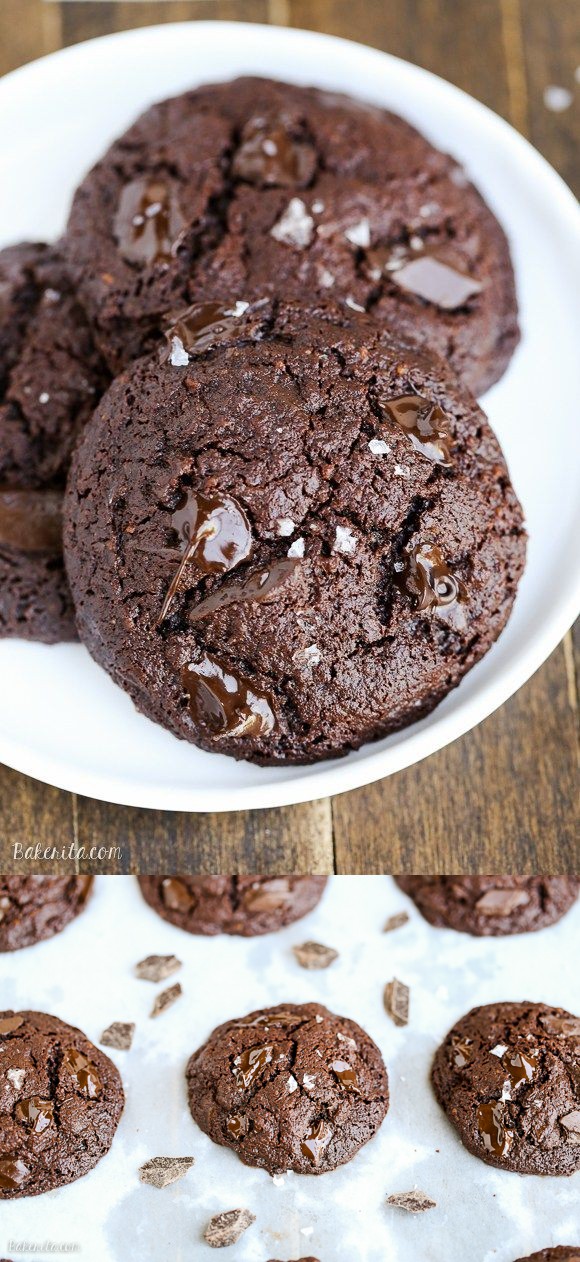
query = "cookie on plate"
xmin=0 ymin=242 xmax=108 ymax=642
xmin=514 ymin=1251 xmax=580 ymax=1261
xmin=0 ymin=1009 xmax=124 ymax=1197
xmin=0 ymin=876 xmax=93 ymax=952
xmin=64 ymin=77 xmax=519 ymax=395
xmin=186 ymin=1001 xmax=389 ymax=1175
xmin=64 ymin=299 xmax=525 ymax=765
xmin=395 ymin=876 xmax=579 ymax=936
xmin=137 ymin=876 xmax=327 ymax=936
xmin=432 ymin=1001 xmax=580 ymax=1175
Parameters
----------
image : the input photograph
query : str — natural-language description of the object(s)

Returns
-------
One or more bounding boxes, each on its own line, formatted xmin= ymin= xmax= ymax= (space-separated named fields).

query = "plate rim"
xmin=1 ymin=20 xmax=579 ymax=812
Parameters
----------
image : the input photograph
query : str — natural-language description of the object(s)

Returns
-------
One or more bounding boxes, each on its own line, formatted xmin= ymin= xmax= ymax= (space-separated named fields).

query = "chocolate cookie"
xmin=137 ymin=876 xmax=327 ymax=936
xmin=0 ymin=1009 xmax=124 ymax=1196
xmin=432 ymin=1001 xmax=580 ymax=1175
xmin=65 ymin=77 xmax=519 ymax=394
xmin=395 ymin=877 xmax=579 ymax=936
xmin=0 ymin=242 xmax=108 ymax=641
xmin=0 ymin=877 xmax=93 ymax=952
xmin=64 ymin=299 xmax=525 ymax=765
xmin=186 ymin=1001 xmax=389 ymax=1175
xmin=514 ymin=1251 xmax=580 ymax=1261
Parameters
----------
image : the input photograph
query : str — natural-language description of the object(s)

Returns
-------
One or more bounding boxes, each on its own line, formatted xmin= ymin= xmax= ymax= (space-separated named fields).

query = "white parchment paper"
xmin=0 ymin=876 xmax=579 ymax=1261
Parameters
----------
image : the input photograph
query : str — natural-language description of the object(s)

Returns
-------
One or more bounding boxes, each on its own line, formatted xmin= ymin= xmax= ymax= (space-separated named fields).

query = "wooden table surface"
xmin=0 ymin=0 xmax=578 ymax=876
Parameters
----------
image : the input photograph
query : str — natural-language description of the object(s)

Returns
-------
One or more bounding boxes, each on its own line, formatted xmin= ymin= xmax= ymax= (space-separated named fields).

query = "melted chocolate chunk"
xmin=390 ymin=254 xmax=483 ymax=310
xmin=182 ymin=654 xmax=275 ymax=739
xmin=452 ymin=1037 xmax=474 ymax=1069
xmin=477 ymin=1100 xmax=512 ymax=1157
xmin=0 ymin=1016 xmax=24 ymax=1034
xmin=232 ymin=116 xmax=316 ymax=187
xmin=380 ymin=394 xmax=452 ymax=465
xmin=503 ymin=1049 xmax=537 ymax=1089
xmin=160 ymin=489 xmax=253 ymax=621
xmin=165 ymin=300 xmax=251 ymax=357
xmin=15 ymin=1097 xmax=54 ymax=1133
xmin=301 ymin=1119 xmax=333 ymax=1166
xmin=227 ymin=1114 xmax=244 ymax=1139
xmin=0 ymin=488 xmax=63 ymax=554
xmin=395 ymin=541 xmax=466 ymax=612
xmin=161 ymin=878 xmax=195 ymax=914
xmin=475 ymin=888 xmax=530 ymax=916
xmin=234 ymin=1045 xmax=274 ymax=1088
xmin=0 ymin=1156 xmax=29 ymax=1190
xmin=113 ymin=178 xmax=185 ymax=265
xmin=330 ymin=1060 xmax=359 ymax=1092
xmin=62 ymin=1047 xmax=102 ymax=1099
xmin=189 ymin=558 xmax=299 ymax=622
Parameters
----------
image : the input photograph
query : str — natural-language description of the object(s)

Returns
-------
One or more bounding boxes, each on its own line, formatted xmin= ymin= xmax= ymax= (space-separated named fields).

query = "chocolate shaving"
xmin=135 ymin=954 xmax=182 ymax=982
xmin=139 ymin=1156 xmax=195 ymax=1188
xmin=387 ymin=1189 xmax=436 ymax=1213
xmin=150 ymin=983 xmax=182 ymax=1018
xmin=292 ymin=941 xmax=338 ymax=970
xmin=384 ymin=978 xmax=410 ymax=1027
xmin=203 ymin=1208 xmax=256 ymax=1248
xmin=100 ymin=1022 xmax=135 ymax=1050
xmin=383 ymin=911 xmax=410 ymax=933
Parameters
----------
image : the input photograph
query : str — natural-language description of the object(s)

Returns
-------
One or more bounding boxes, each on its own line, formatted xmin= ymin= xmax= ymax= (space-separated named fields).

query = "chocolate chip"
xmin=203 ymin=1208 xmax=256 ymax=1248
xmin=387 ymin=1189 xmax=436 ymax=1212
xmin=384 ymin=978 xmax=410 ymax=1027
xmin=100 ymin=1022 xmax=135 ymax=1050
xmin=292 ymin=941 xmax=338 ymax=970
xmin=135 ymin=954 xmax=182 ymax=982
xmin=383 ymin=911 xmax=410 ymax=933
xmin=540 ymin=1015 xmax=580 ymax=1036
xmin=150 ymin=983 xmax=182 ymax=1018
xmin=139 ymin=1156 xmax=195 ymax=1188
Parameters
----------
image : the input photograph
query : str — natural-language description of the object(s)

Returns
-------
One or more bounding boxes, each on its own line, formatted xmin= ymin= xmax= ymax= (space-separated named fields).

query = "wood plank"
xmin=518 ymin=0 xmax=579 ymax=195
xmin=59 ymin=0 xmax=269 ymax=48
xmin=74 ymin=795 xmax=334 ymax=873
xmin=333 ymin=643 xmax=579 ymax=873
xmin=0 ymin=0 xmax=62 ymax=76
xmin=0 ymin=764 xmax=76 ymax=872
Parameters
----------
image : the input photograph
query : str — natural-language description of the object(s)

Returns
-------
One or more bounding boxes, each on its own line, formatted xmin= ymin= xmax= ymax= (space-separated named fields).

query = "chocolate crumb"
xmin=384 ymin=978 xmax=410 ymax=1027
xmin=135 ymin=954 xmax=182 ymax=982
xmin=150 ymin=983 xmax=182 ymax=1018
xmin=203 ymin=1208 xmax=256 ymax=1248
xmin=100 ymin=1021 xmax=135 ymax=1050
xmin=139 ymin=1156 xmax=195 ymax=1188
xmin=383 ymin=912 xmax=410 ymax=933
xmin=292 ymin=941 xmax=338 ymax=970
xmin=387 ymin=1189 xmax=436 ymax=1213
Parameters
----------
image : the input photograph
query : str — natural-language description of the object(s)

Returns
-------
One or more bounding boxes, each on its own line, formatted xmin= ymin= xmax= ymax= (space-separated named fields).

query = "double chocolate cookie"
xmin=0 ymin=242 xmax=108 ymax=641
xmin=186 ymin=1002 xmax=389 ymax=1175
xmin=0 ymin=877 xmax=93 ymax=952
xmin=137 ymin=876 xmax=327 ymax=936
xmin=514 ymin=1252 xmax=580 ymax=1261
xmin=395 ymin=877 xmax=579 ymax=936
xmin=64 ymin=299 xmax=525 ymax=765
xmin=65 ymin=76 xmax=519 ymax=395
xmin=432 ymin=1001 xmax=580 ymax=1175
xmin=0 ymin=1010 xmax=124 ymax=1196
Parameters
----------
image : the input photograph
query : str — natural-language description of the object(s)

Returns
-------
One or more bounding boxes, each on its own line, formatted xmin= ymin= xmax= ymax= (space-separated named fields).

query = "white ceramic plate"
xmin=1 ymin=22 xmax=579 ymax=812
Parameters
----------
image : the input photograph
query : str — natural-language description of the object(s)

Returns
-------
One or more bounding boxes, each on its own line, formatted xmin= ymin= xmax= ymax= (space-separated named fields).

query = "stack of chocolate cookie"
xmin=1 ymin=78 xmax=526 ymax=764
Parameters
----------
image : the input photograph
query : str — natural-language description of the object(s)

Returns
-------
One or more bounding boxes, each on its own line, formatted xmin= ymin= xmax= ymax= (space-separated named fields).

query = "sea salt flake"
xmin=312 ymin=199 xmax=325 ymax=214
xmin=500 ymin=1081 xmax=512 ymax=1102
xmin=287 ymin=1074 xmax=299 ymax=1094
xmin=302 ymin=1074 xmax=317 ymax=1090
xmin=345 ymin=218 xmax=371 ymax=248
xmin=263 ymin=139 xmax=277 ymax=155
xmin=318 ymin=267 xmax=335 ymax=288
xmin=368 ymin=438 xmax=391 ymax=455
xmin=277 ymin=517 xmax=295 ymax=537
xmin=224 ymin=300 xmax=249 ymax=317
xmin=544 ymin=85 xmax=573 ymax=112
xmin=288 ymin=537 xmax=305 ymax=558
xmin=419 ymin=201 xmax=440 ymax=218
xmin=394 ymin=464 xmax=410 ymax=478
xmin=345 ymin=296 xmax=366 ymax=312
xmin=333 ymin=525 xmax=357 ymax=555
xmin=303 ymin=644 xmax=321 ymax=665
xmin=409 ymin=235 xmax=424 ymax=251
xmin=169 ymin=336 xmax=189 ymax=367
xmin=38 ymin=392 xmax=50 ymax=403
xmin=490 ymin=1043 xmax=508 ymax=1058
xmin=271 ymin=198 xmax=314 ymax=248
xmin=337 ymin=1032 xmax=357 ymax=1049
xmin=7 ymin=1068 xmax=25 ymax=1090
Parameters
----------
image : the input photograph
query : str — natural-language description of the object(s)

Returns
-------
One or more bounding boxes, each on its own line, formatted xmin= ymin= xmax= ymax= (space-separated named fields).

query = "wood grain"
xmin=0 ymin=0 xmax=577 ymax=874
